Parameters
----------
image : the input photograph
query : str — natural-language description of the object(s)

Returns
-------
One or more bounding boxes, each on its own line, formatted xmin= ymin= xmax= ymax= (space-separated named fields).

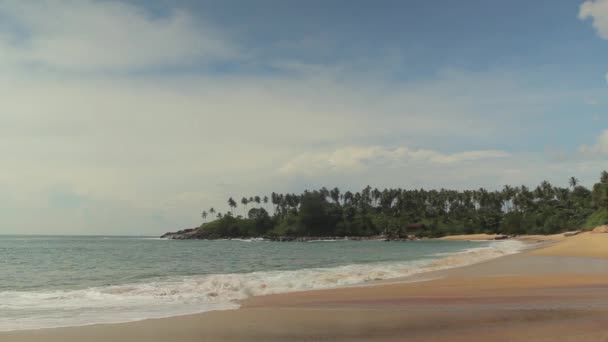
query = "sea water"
xmin=0 ymin=236 xmax=525 ymax=331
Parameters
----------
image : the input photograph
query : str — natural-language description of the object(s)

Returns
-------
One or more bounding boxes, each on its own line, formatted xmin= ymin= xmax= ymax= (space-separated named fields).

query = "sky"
xmin=0 ymin=0 xmax=607 ymax=235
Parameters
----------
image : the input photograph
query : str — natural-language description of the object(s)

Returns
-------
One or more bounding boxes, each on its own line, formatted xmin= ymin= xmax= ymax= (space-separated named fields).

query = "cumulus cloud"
xmin=580 ymin=0 xmax=608 ymax=39
xmin=0 ymin=1 xmax=605 ymax=234
xmin=279 ymin=146 xmax=510 ymax=176
xmin=0 ymin=62 xmax=600 ymax=234
xmin=579 ymin=1 xmax=608 ymax=84
xmin=580 ymin=129 xmax=608 ymax=155
xmin=0 ymin=0 xmax=235 ymax=70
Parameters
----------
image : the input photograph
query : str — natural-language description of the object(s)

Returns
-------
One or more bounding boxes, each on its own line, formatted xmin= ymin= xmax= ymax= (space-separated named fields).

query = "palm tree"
xmin=343 ymin=191 xmax=354 ymax=206
xmin=602 ymin=171 xmax=608 ymax=184
xmin=262 ymin=195 xmax=269 ymax=211
xmin=178 ymin=173 xmax=605 ymax=238
xmin=372 ymin=188 xmax=381 ymax=207
xmin=241 ymin=197 xmax=249 ymax=214
xmin=330 ymin=187 xmax=341 ymax=204
xmin=569 ymin=177 xmax=579 ymax=189
xmin=228 ymin=197 xmax=237 ymax=215
xmin=502 ymin=185 xmax=515 ymax=212
xmin=271 ymin=192 xmax=279 ymax=213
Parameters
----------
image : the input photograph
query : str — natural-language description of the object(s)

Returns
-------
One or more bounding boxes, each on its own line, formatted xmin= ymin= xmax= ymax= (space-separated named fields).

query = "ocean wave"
xmin=306 ymin=239 xmax=346 ymax=242
xmin=230 ymin=238 xmax=268 ymax=242
xmin=0 ymin=239 xmax=525 ymax=331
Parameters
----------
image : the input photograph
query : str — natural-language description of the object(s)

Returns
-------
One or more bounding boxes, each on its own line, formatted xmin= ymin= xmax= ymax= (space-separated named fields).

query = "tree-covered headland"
xmin=186 ymin=172 xmax=608 ymax=239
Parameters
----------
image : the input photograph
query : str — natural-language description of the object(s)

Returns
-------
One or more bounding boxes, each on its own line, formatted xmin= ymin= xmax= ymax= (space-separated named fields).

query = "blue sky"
xmin=127 ymin=0 xmax=606 ymax=79
xmin=0 ymin=0 xmax=607 ymax=235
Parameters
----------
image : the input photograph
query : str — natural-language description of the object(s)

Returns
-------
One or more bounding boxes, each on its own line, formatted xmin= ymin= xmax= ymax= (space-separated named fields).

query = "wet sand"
xmin=4 ymin=232 xmax=608 ymax=341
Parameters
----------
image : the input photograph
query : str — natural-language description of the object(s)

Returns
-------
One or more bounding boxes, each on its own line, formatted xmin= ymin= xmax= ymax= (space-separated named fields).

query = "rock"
xmin=592 ymin=225 xmax=608 ymax=234
xmin=493 ymin=235 xmax=509 ymax=240
xmin=160 ymin=227 xmax=199 ymax=239
xmin=563 ymin=231 xmax=581 ymax=237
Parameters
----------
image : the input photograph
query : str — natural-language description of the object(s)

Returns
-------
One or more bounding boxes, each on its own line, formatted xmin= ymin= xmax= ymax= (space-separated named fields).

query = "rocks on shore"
xmin=592 ymin=225 xmax=608 ymax=234
xmin=160 ymin=230 xmax=390 ymax=242
xmin=161 ymin=234 xmax=387 ymax=242
xmin=160 ymin=229 xmax=515 ymax=242
xmin=160 ymin=228 xmax=198 ymax=240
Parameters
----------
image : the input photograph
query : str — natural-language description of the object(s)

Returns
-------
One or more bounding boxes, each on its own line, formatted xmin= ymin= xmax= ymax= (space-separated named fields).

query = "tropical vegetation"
xmin=192 ymin=171 xmax=608 ymax=239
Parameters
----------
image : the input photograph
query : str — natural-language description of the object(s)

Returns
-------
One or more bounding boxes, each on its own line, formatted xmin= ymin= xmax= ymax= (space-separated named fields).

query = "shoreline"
xmin=1 ymin=237 xmax=527 ymax=332
xmin=4 ymin=232 xmax=608 ymax=341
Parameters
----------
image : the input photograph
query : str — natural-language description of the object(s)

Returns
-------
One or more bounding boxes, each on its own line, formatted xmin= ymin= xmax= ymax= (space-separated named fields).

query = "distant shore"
xmin=161 ymin=230 xmax=573 ymax=242
xmin=4 ymin=231 xmax=608 ymax=341
xmin=438 ymin=232 xmax=573 ymax=241
xmin=161 ymin=231 xmax=516 ymax=242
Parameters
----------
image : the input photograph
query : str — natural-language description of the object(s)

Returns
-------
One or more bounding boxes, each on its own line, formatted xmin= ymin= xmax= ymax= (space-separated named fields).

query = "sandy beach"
xmin=4 ymin=232 xmax=608 ymax=341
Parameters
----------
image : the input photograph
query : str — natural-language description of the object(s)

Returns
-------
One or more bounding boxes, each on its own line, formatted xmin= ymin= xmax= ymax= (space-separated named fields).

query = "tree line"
xmin=193 ymin=171 xmax=608 ymax=239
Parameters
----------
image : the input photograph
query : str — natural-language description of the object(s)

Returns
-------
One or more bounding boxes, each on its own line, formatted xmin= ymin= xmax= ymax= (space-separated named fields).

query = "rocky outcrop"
xmin=160 ymin=228 xmax=199 ymax=239
xmin=592 ymin=225 xmax=608 ymax=234
xmin=160 ymin=231 xmax=387 ymax=241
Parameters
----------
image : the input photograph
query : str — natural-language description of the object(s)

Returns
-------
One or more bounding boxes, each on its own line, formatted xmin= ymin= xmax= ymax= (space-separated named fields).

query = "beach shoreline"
xmin=4 ymin=232 xmax=608 ymax=341
xmin=0 ymin=236 xmax=526 ymax=332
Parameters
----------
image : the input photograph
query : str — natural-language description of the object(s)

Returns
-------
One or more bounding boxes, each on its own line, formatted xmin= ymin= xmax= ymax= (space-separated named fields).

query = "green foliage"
xmin=192 ymin=171 xmax=608 ymax=238
xmin=270 ymin=212 xmax=299 ymax=237
xmin=584 ymin=209 xmax=608 ymax=229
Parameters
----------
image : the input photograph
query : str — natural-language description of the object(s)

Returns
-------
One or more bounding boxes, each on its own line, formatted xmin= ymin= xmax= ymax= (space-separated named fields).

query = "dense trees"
xmin=193 ymin=172 xmax=608 ymax=239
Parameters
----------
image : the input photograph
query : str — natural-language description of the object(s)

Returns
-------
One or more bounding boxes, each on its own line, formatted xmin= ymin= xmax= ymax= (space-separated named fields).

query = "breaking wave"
xmin=0 ymin=239 xmax=525 ymax=331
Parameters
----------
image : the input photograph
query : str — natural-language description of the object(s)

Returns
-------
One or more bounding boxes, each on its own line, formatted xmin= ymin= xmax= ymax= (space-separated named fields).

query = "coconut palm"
xmin=228 ymin=197 xmax=237 ymax=215
xmin=241 ymin=197 xmax=249 ymax=214
xmin=569 ymin=177 xmax=579 ymax=189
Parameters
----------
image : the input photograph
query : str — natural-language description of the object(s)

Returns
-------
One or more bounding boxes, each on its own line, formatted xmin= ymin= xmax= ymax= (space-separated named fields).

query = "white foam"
xmin=0 ymin=239 xmax=525 ymax=332
xmin=230 ymin=238 xmax=267 ymax=242
xmin=306 ymin=239 xmax=345 ymax=242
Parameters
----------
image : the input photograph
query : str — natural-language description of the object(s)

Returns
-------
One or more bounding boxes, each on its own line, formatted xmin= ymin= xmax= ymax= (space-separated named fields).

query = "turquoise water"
xmin=0 ymin=236 xmax=524 ymax=331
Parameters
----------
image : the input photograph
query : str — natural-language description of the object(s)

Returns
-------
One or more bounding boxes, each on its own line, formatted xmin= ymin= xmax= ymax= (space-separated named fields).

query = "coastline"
xmin=4 ymin=232 xmax=608 ymax=341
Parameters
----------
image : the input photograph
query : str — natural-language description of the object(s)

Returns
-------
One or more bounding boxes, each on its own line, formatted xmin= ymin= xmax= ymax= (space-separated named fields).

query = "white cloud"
xmin=277 ymin=146 xmax=608 ymax=199
xmin=0 ymin=0 xmax=235 ymax=70
xmin=0 ymin=1 xmax=604 ymax=234
xmin=0 ymin=65 xmax=599 ymax=234
xmin=279 ymin=146 xmax=510 ymax=176
xmin=579 ymin=1 xmax=608 ymax=84
xmin=580 ymin=129 xmax=608 ymax=155
xmin=580 ymin=0 xmax=608 ymax=39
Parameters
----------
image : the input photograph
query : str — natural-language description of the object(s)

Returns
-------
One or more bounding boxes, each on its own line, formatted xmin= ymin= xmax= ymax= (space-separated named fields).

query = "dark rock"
xmin=160 ymin=228 xmax=199 ymax=239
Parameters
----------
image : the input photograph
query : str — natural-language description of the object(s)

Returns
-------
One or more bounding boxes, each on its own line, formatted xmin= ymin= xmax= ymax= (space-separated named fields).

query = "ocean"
xmin=0 ymin=236 xmax=525 ymax=331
